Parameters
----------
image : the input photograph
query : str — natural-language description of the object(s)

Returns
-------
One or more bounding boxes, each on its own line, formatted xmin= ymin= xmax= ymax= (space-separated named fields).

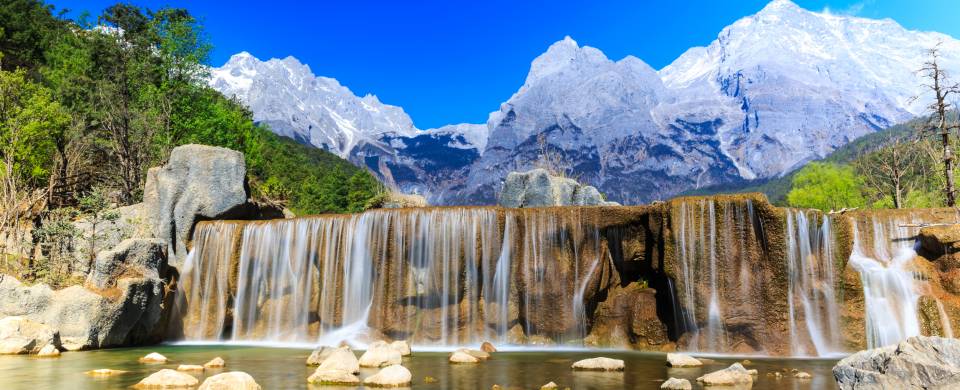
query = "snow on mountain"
xmin=210 ymin=0 xmax=960 ymax=205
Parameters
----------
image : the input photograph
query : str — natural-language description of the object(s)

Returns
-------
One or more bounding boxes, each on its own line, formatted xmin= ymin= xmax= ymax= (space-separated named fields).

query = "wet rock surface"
xmin=833 ymin=336 xmax=960 ymax=390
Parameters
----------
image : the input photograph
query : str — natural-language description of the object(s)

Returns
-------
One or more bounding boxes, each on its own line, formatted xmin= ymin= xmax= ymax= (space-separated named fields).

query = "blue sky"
xmin=52 ymin=0 xmax=960 ymax=128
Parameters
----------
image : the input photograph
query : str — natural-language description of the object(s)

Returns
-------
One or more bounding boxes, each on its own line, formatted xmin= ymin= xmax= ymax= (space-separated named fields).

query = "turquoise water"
xmin=0 ymin=345 xmax=840 ymax=389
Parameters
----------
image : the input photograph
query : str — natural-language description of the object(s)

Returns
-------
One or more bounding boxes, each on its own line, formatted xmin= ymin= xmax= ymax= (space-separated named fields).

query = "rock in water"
xmin=571 ymin=357 xmax=625 ymax=371
xmin=0 ymin=317 xmax=60 ymax=355
xmin=833 ymin=336 xmax=960 ymax=389
xmin=151 ymin=144 xmax=250 ymax=264
xmin=696 ymin=363 xmax=754 ymax=386
xmin=666 ymin=353 xmax=702 ymax=367
xmin=204 ymin=357 xmax=225 ymax=368
xmin=85 ymin=239 xmax=166 ymax=290
xmin=540 ymin=381 xmax=559 ymax=390
xmin=176 ymin=364 xmax=204 ymax=372
xmin=307 ymin=368 xmax=360 ymax=385
xmin=498 ymin=169 xmax=619 ymax=208
xmin=794 ymin=371 xmax=811 ymax=379
xmin=389 ymin=340 xmax=412 ymax=356
xmin=0 ymin=272 xmax=165 ymax=350
xmin=363 ymin=364 xmax=413 ymax=387
xmin=359 ymin=344 xmax=403 ymax=367
xmin=449 ymin=350 xmax=480 ymax=364
xmin=306 ymin=346 xmax=337 ymax=366
xmin=317 ymin=348 xmax=360 ymax=374
xmin=481 ymin=341 xmax=497 ymax=353
xmin=458 ymin=348 xmax=490 ymax=360
xmin=134 ymin=369 xmax=199 ymax=388
xmin=661 ymin=377 xmax=692 ymax=390
xmin=198 ymin=372 xmax=261 ymax=390
xmin=85 ymin=369 xmax=127 ymax=376
xmin=36 ymin=344 xmax=60 ymax=357
xmin=139 ymin=352 xmax=168 ymax=363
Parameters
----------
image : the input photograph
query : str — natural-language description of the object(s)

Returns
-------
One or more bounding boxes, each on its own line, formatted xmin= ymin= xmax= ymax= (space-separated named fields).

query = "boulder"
xmin=458 ymin=348 xmax=490 ymax=360
xmin=359 ymin=344 xmax=403 ymax=367
xmin=571 ymin=357 xmax=625 ymax=371
xmin=36 ymin=344 xmax=60 ymax=357
xmin=134 ymin=369 xmax=199 ymax=388
xmin=666 ymin=353 xmax=702 ymax=367
xmin=540 ymin=381 xmax=559 ymax=390
xmin=86 ymin=238 xmax=166 ymax=290
xmin=833 ymin=336 xmax=960 ymax=389
xmin=390 ymin=340 xmax=412 ymax=356
xmin=204 ymin=357 xmax=225 ymax=368
xmin=317 ymin=348 xmax=360 ymax=374
xmin=306 ymin=346 xmax=338 ymax=366
xmin=176 ymin=364 xmax=204 ymax=371
xmin=661 ymin=377 xmax=692 ymax=390
xmin=0 ymin=316 xmax=60 ymax=354
xmin=307 ymin=368 xmax=360 ymax=385
xmin=919 ymin=225 xmax=960 ymax=257
xmin=696 ymin=363 xmax=754 ymax=386
xmin=449 ymin=350 xmax=480 ymax=364
xmin=198 ymin=371 xmax=261 ymax=390
xmin=0 ymin=274 xmax=164 ymax=350
xmin=363 ymin=364 xmax=413 ymax=387
xmin=498 ymin=169 xmax=619 ymax=208
xmin=481 ymin=341 xmax=497 ymax=353
xmin=139 ymin=352 xmax=168 ymax=363
xmin=794 ymin=371 xmax=811 ymax=379
xmin=151 ymin=144 xmax=251 ymax=265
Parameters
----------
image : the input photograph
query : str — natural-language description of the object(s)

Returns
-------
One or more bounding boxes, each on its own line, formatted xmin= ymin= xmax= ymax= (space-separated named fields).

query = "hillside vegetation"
xmin=0 ymin=0 xmax=381 ymax=218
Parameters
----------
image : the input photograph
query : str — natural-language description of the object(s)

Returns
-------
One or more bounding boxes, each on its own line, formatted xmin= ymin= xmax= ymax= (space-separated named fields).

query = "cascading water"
xmin=174 ymin=207 xmax=609 ymax=347
xmin=848 ymin=214 xmax=923 ymax=348
xmin=784 ymin=209 xmax=841 ymax=356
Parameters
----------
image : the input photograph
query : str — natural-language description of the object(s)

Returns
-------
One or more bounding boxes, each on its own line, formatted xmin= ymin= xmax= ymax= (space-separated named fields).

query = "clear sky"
xmin=50 ymin=0 xmax=960 ymax=129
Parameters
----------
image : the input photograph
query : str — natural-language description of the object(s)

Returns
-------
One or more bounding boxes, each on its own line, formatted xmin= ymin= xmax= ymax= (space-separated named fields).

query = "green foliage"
xmin=786 ymin=162 xmax=867 ymax=211
xmin=0 ymin=0 xmax=382 ymax=216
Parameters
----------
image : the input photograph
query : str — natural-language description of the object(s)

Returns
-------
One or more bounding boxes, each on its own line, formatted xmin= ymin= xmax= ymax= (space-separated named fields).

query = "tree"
xmin=916 ymin=43 xmax=960 ymax=206
xmin=77 ymin=187 xmax=119 ymax=269
xmin=346 ymin=171 xmax=382 ymax=213
xmin=0 ymin=68 xmax=69 ymax=256
xmin=787 ymin=162 xmax=867 ymax=212
xmin=854 ymin=136 xmax=919 ymax=209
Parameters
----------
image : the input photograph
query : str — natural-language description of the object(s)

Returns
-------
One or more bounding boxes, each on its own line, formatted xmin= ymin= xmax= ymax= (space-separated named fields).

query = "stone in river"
xmin=666 ymin=353 xmax=702 ymax=367
xmin=198 ymin=371 xmax=261 ymax=390
xmin=139 ymin=352 xmax=168 ymax=363
xmin=307 ymin=368 xmax=360 ymax=385
xmin=481 ymin=341 xmax=497 ymax=353
xmin=176 ymin=364 xmax=204 ymax=372
xmin=696 ymin=363 xmax=754 ymax=386
xmin=449 ymin=350 xmax=480 ymax=364
xmin=571 ymin=357 xmax=625 ymax=371
xmin=317 ymin=348 xmax=360 ymax=374
xmin=133 ymin=369 xmax=199 ymax=388
xmin=359 ymin=344 xmax=403 ymax=367
xmin=363 ymin=364 xmax=413 ymax=387
xmin=36 ymin=344 xmax=60 ymax=357
xmin=204 ymin=357 xmax=225 ymax=368
xmin=661 ymin=377 xmax=692 ymax=390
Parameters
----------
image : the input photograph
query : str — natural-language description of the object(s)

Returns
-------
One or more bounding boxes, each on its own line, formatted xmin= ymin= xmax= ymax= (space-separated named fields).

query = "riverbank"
xmin=0 ymin=345 xmax=838 ymax=389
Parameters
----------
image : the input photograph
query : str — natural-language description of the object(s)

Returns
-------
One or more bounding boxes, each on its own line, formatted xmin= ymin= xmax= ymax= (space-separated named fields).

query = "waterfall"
xmin=848 ymin=215 xmax=922 ymax=348
xmin=174 ymin=207 xmax=607 ymax=347
xmin=784 ymin=209 xmax=841 ymax=356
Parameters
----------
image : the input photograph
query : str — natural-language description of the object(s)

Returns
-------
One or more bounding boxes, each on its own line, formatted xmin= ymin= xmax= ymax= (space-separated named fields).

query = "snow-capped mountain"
xmin=210 ymin=0 xmax=960 ymax=205
xmin=210 ymin=52 xmax=489 ymax=199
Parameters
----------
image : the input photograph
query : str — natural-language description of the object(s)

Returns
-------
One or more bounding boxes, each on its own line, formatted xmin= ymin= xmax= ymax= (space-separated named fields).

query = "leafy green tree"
xmin=346 ymin=171 xmax=382 ymax=212
xmin=787 ymin=162 xmax=867 ymax=212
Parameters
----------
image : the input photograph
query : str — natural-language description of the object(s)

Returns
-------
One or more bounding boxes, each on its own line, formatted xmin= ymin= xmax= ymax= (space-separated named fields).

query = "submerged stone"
xmin=363 ymin=364 xmax=412 ymax=387
xmin=85 ymin=369 xmax=128 ymax=376
xmin=176 ymin=364 xmax=204 ymax=372
xmin=139 ymin=352 xmax=168 ymax=363
xmin=133 ymin=369 xmax=199 ymax=388
xmin=571 ymin=357 xmax=625 ymax=371
xmin=661 ymin=377 xmax=692 ymax=390
xmin=666 ymin=353 xmax=702 ymax=367
xmin=696 ymin=363 xmax=754 ymax=386
xmin=198 ymin=371 xmax=261 ymax=390
xmin=449 ymin=350 xmax=480 ymax=364
xmin=204 ymin=357 xmax=225 ymax=368
xmin=307 ymin=368 xmax=360 ymax=385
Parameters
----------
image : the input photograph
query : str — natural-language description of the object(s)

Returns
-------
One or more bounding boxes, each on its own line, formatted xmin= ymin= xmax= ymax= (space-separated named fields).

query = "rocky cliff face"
xmin=210 ymin=0 xmax=960 ymax=205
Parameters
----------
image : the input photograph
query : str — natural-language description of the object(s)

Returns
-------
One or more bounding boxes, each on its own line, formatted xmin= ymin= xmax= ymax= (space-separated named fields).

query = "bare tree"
xmin=855 ymin=136 xmax=918 ymax=208
xmin=916 ymin=43 xmax=960 ymax=206
xmin=534 ymin=133 xmax=572 ymax=178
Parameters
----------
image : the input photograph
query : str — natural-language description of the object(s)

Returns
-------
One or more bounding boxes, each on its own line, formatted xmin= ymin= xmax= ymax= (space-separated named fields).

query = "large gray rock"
xmin=0 ymin=316 xmax=61 ymax=354
xmin=71 ymin=203 xmax=154 ymax=275
xmin=833 ymin=336 xmax=960 ymax=389
xmin=498 ymin=169 xmax=619 ymax=208
xmin=86 ymin=238 xmax=166 ymax=289
xmin=151 ymin=144 xmax=250 ymax=265
xmin=0 ymin=274 xmax=164 ymax=350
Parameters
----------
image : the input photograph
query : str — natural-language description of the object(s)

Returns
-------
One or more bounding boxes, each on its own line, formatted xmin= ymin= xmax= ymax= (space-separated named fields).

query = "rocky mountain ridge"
xmin=209 ymin=0 xmax=960 ymax=205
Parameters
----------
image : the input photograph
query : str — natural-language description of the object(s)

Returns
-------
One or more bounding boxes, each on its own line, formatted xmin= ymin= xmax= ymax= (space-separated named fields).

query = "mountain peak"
xmin=526 ymin=36 xmax=610 ymax=84
xmin=758 ymin=0 xmax=802 ymax=14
